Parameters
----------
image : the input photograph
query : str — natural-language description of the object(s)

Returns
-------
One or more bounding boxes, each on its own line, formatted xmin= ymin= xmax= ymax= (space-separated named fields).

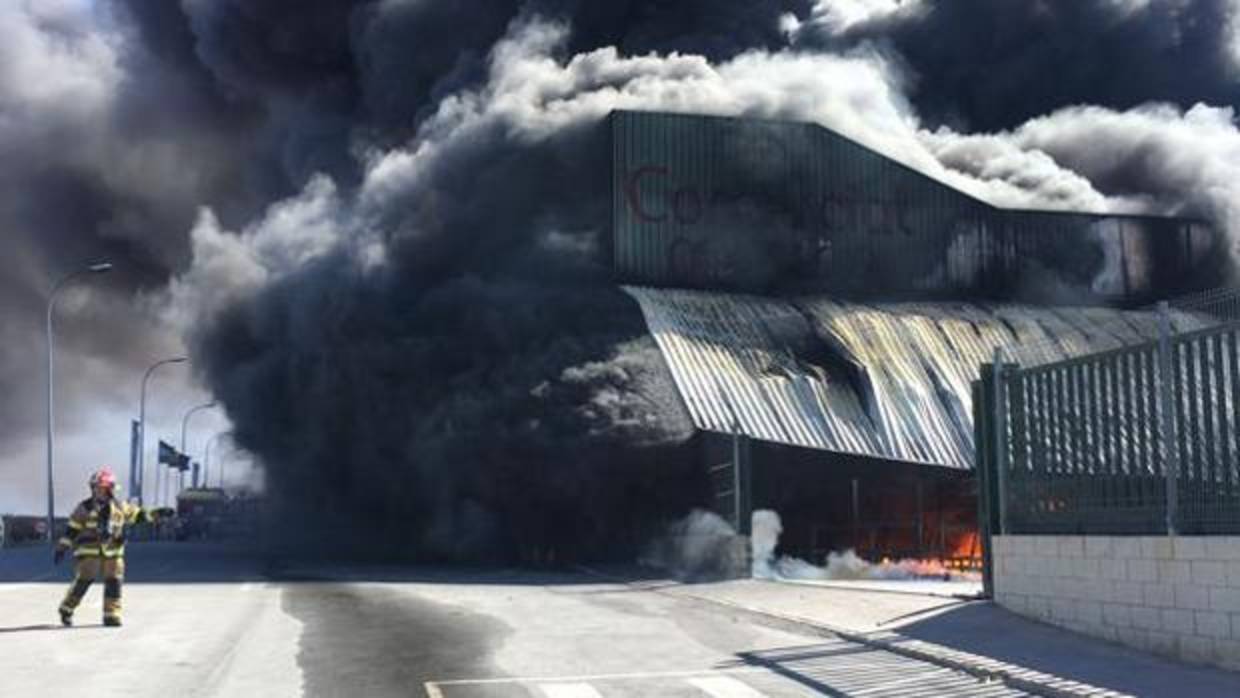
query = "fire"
xmin=867 ymin=528 xmax=984 ymax=580
xmin=951 ymin=530 xmax=982 ymax=561
xmin=870 ymin=556 xmax=981 ymax=581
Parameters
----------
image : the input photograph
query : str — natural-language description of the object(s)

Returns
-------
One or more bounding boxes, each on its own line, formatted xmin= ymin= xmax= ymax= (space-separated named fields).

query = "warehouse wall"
xmin=610 ymin=110 xmax=1219 ymax=302
xmin=993 ymin=534 xmax=1240 ymax=671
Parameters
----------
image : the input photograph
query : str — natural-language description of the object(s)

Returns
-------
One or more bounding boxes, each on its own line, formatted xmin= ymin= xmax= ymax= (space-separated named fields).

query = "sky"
xmin=1 ymin=1 xmax=1239 ymax=555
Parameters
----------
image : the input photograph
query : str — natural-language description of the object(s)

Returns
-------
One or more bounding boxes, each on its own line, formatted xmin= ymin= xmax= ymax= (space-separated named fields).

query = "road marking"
xmin=538 ymin=684 xmax=603 ymax=698
xmin=426 ymin=664 xmax=763 ymax=694
xmin=688 ymin=676 xmax=767 ymax=698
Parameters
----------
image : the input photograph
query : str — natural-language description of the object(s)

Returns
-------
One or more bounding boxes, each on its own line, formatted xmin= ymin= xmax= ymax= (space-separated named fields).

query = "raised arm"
xmin=124 ymin=502 xmax=174 ymax=525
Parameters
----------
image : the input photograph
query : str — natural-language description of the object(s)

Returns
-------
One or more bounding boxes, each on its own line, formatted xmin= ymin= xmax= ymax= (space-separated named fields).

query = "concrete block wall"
xmin=992 ymin=535 xmax=1240 ymax=671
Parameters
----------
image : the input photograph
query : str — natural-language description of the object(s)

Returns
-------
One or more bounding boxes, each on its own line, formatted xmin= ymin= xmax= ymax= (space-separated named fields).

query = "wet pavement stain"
xmin=282 ymin=579 xmax=512 ymax=697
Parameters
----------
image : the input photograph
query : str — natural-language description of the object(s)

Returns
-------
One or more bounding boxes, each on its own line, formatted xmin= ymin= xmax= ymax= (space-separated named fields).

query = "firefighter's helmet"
xmin=89 ymin=467 xmax=117 ymax=493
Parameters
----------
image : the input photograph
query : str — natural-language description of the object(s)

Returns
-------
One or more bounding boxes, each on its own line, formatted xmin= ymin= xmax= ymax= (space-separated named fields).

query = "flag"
xmin=176 ymin=453 xmax=190 ymax=472
xmin=158 ymin=440 xmax=177 ymax=465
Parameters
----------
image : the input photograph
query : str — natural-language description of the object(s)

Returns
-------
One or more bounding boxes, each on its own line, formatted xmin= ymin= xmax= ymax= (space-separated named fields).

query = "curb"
xmin=772 ymin=576 xmax=985 ymax=602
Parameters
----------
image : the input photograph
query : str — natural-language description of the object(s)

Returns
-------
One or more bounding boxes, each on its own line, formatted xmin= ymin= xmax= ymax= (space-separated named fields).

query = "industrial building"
xmin=610 ymin=110 xmax=1221 ymax=564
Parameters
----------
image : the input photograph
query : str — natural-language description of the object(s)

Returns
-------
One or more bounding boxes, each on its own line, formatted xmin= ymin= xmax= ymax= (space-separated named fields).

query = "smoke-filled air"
xmin=4 ymin=1 xmax=1240 ymax=560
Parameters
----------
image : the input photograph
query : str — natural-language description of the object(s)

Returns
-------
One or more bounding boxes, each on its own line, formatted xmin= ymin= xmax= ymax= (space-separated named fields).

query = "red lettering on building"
xmin=623 ymin=166 xmax=670 ymax=223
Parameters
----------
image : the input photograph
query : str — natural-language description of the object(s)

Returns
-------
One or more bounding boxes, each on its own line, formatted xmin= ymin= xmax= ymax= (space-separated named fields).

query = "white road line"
xmin=539 ymin=683 xmax=604 ymax=698
xmin=688 ymin=676 xmax=768 ymax=698
xmin=426 ymin=666 xmax=764 ymax=687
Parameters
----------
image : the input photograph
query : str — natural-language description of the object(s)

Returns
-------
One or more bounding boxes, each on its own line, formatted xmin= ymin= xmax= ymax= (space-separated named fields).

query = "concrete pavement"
xmin=0 ymin=543 xmax=1037 ymax=697
xmin=3 ymin=544 xmax=1236 ymax=696
xmin=1 ymin=543 xmax=303 ymax=696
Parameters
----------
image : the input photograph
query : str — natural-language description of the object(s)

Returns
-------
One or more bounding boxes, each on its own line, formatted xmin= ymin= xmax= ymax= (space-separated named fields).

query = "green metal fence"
xmin=976 ymin=314 xmax=1240 ymax=536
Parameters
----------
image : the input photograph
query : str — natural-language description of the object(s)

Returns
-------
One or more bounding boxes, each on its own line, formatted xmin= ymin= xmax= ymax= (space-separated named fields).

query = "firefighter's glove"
xmin=53 ymin=548 xmax=65 ymax=565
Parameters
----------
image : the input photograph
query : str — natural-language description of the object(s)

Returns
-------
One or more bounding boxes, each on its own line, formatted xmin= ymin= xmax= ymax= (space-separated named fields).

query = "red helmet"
xmin=89 ymin=467 xmax=117 ymax=492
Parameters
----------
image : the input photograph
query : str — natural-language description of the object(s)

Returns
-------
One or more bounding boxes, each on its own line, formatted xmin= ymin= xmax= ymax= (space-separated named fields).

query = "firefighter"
xmin=54 ymin=467 xmax=173 ymax=627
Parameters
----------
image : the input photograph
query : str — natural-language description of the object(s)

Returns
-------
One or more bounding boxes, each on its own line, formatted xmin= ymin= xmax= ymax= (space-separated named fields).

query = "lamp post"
xmin=46 ymin=262 xmax=112 ymax=545
xmin=203 ymin=431 xmax=232 ymax=488
xmin=138 ymin=357 xmax=187 ymax=507
xmin=178 ymin=401 xmax=217 ymax=499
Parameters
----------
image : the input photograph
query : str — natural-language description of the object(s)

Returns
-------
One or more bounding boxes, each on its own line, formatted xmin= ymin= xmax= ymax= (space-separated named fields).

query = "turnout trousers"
xmin=59 ymin=556 xmax=125 ymax=623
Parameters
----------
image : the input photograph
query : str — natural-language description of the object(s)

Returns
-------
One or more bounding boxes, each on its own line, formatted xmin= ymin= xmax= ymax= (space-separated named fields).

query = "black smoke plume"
xmin=156 ymin=1 xmax=810 ymax=560
xmin=5 ymin=1 xmax=1240 ymax=555
xmin=193 ymin=121 xmax=701 ymax=560
xmin=791 ymin=0 xmax=1240 ymax=131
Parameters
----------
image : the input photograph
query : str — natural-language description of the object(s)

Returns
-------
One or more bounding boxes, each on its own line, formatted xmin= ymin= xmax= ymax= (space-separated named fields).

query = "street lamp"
xmin=139 ymin=357 xmax=187 ymax=507
xmin=203 ymin=431 xmax=232 ymax=488
xmin=46 ymin=261 xmax=113 ymax=545
xmin=176 ymin=400 xmax=217 ymax=501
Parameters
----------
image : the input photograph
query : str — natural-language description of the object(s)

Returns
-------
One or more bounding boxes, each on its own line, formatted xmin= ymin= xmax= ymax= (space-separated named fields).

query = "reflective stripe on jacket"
xmin=61 ymin=498 xmax=159 ymax=558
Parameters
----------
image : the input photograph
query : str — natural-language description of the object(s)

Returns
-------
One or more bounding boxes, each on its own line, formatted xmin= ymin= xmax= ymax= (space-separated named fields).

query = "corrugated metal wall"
xmin=611 ymin=110 xmax=1217 ymax=302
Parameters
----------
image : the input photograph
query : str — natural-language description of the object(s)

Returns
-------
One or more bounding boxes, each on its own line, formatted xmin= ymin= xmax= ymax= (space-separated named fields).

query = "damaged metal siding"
xmin=626 ymin=286 xmax=1200 ymax=470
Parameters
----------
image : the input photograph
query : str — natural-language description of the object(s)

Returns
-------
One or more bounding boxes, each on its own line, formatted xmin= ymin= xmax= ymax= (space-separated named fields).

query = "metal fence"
xmin=975 ymin=307 xmax=1240 ymax=536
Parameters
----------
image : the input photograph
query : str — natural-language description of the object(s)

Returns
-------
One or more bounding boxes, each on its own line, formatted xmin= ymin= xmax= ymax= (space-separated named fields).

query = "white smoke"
xmin=359 ymin=15 xmax=1220 ymax=250
xmin=777 ymin=1 xmax=1240 ymax=236
xmin=920 ymin=128 xmax=1149 ymax=213
xmin=750 ymin=509 xmax=978 ymax=582
xmin=1011 ymin=103 xmax=1240 ymax=241
xmin=360 ymin=16 xmax=931 ymax=215
xmin=177 ymin=16 xmax=947 ymax=328
xmin=162 ymin=175 xmax=385 ymax=338
xmin=171 ymin=13 xmax=1240 ymax=336
xmin=750 ymin=509 xmax=782 ymax=578
xmin=0 ymin=1 xmax=121 ymax=137
xmin=641 ymin=508 xmax=745 ymax=580
xmin=780 ymin=0 xmax=928 ymax=39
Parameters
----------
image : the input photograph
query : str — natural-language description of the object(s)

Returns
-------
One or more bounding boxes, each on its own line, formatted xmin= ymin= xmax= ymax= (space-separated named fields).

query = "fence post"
xmin=1158 ymin=301 xmax=1179 ymax=537
xmin=731 ymin=415 xmax=742 ymax=534
xmin=992 ymin=348 xmax=1009 ymax=536
xmin=973 ymin=378 xmax=995 ymax=598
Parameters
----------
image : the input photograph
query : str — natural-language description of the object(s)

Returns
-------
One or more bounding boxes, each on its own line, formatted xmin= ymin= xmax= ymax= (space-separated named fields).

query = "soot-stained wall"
xmin=610 ymin=110 xmax=1220 ymax=302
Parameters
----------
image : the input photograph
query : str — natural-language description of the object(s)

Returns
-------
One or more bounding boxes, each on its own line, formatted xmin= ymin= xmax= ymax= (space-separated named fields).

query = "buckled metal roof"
xmin=625 ymin=286 xmax=1199 ymax=469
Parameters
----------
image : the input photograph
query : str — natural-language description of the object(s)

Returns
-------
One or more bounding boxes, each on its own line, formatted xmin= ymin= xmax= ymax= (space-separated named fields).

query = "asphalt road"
xmin=0 ymin=543 xmax=1031 ymax=697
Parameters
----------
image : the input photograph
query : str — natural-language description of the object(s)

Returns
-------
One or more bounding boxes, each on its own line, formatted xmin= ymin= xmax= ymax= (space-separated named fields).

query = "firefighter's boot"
xmin=102 ymin=576 xmax=122 ymax=627
xmin=58 ymin=572 xmax=94 ymax=627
